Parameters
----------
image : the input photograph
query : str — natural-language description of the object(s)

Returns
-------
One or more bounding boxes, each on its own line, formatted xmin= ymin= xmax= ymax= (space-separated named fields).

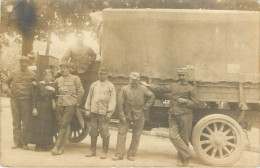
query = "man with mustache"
xmin=61 ymin=31 xmax=96 ymax=107
xmin=51 ymin=61 xmax=84 ymax=155
xmin=112 ymin=72 xmax=155 ymax=161
xmin=85 ymin=67 xmax=116 ymax=159
xmin=141 ymin=68 xmax=199 ymax=166
xmin=4 ymin=56 xmax=37 ymax=150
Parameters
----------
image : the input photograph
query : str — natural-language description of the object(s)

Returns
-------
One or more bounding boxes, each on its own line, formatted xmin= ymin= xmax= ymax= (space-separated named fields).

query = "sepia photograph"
xmin=0 ymin=0 xmax=260 ymax=167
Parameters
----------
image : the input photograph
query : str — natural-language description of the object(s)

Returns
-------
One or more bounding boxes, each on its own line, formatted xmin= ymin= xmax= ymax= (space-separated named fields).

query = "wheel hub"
xmin=211 ymin=132 xmax=225 ymax=148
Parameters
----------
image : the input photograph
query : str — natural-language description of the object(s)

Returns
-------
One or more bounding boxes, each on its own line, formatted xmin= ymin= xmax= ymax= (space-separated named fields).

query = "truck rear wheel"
xmin=69 ymin=116 xmax=90 ymax=143
xmin=192 ymin=114 xmax=245 ymax=166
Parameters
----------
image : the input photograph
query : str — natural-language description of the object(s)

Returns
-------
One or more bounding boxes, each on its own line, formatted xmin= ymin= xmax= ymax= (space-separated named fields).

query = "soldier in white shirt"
xmin=85 ymin=67 xmax=116 ymax=159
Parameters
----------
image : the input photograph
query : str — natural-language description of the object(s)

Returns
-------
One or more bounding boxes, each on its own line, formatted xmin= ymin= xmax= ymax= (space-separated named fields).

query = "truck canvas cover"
xmin=101 ymin=9 xmax=260 ymax=83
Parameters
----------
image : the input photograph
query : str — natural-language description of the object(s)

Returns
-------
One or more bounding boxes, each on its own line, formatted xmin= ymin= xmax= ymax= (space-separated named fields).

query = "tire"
xmin=68 ymin=116 xmax=90 ymax=143
xmin=192 ymin=114 xmax=245 ymax=166
xmin=52 ymin=115 xmax=90 ymax=143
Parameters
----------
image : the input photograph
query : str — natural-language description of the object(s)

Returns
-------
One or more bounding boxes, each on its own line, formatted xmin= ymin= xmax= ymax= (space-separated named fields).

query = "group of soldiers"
xmin=3 ymin=32 xmax=198 ymax=167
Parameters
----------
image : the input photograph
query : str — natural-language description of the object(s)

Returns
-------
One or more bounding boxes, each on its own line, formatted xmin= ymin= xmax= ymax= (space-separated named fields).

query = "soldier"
xmin=85 ymin=67 xmax=116 ymax=159
xmin=141 ymin=68 xmax=199 ymax=166
xmin=61 ymin=31 xmax=97 ymax=107
xmin=112 ymin=72 xmax=155 ymax=161
xmin=51 ymin=61 xmax=84 ymax=155
xmin=3 ymin=56 xmax=37 ymax=150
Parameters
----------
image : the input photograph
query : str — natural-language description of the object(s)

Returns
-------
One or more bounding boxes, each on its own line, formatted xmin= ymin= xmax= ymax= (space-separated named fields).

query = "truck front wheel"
xmin=192 ymin=114 xmax=245 ymax=166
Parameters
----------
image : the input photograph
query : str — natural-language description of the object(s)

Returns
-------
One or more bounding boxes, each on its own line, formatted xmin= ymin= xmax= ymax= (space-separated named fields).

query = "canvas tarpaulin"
xmin=101 ymin=9 xmax=260 ymax=83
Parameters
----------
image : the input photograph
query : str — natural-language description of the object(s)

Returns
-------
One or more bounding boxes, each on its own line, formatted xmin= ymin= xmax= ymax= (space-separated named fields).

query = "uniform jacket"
xmin=85 ymin=80 xmax=116 ymax=117
xmin=118 ymin=84 xmax=155 ymax=120
xmin=150 ymin=82 xmax=199 ymax=115
xmin=4 ymin=69 xmax=37 ymax=100
xmin=55 ymin=74 xmax=84 ymax=106
xmin=61 ymin=44 xmax=96 ymax=74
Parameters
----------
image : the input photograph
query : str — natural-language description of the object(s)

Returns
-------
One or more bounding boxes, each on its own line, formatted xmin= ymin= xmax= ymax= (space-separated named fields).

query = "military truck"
xmin=37 ymin=9 xmax=260 ymax=166
xmin=99 ymin=9 xmax=260 ymax=166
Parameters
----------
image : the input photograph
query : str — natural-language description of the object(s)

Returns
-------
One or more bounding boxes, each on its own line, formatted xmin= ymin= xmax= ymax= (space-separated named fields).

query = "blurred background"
xmin=1 ymin=0 xmax=260 ymax=87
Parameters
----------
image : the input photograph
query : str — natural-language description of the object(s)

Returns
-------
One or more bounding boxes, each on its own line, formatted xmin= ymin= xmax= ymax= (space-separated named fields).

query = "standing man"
xmin=112 ymin=72 xmax=155 ymax=161
xmin=142 ymin=68 xmax=199 ymax=166
xmin=61 ymin=31 xmax=96 ymax=106
xmin=85 ymin=67 xmax=116 ymax=159
xmin=3 ymin=56 xmax=37 ymax=150
xmin=51 ymin=61 xmax=84 ymax=155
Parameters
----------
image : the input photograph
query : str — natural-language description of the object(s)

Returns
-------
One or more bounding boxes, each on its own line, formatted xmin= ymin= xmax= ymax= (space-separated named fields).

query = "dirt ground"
xmin=0 ymin=97 xmax=259 ymax=167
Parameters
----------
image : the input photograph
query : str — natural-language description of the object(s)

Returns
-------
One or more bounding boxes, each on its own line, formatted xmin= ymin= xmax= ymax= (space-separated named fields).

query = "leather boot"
xmin=100 ymin=136 xmax=110 ymax=159
xmin=51 ymin=145 xmax=60 ymax=155
xmin=57 ymin=145 xmax=65 ymax=155
xmin=127 ymin=155 xmax=135 ymax=161
xmin=112 ymin=154 xmax=123 ymax=161
xmin=85 ymin=136 xmax=97 ymax=157
xmin=22 ymin=145 xmax=29 ymax=150
xmin=56 ymin=127 xmax=70 ymax=155
xmin=11 ymin=143 xmax=22 ymax=149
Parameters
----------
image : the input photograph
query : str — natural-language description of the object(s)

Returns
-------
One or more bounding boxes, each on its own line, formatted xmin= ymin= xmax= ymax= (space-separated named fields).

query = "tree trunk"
xmin=45 ymin=33 xmax=52 ymax=55
xmin=22 ymin=31 xmax=34 ymax=56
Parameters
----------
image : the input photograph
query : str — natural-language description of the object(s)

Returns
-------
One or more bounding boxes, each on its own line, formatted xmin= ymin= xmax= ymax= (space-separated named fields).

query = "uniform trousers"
xmin=115 ymin=116 xmax=145 ymax=157
xmin=55 ymin=106 xmax=75 ymax=146
xmin=168 ymin=113 xmax=193 ymax=160
xmin=89 ymin=113 xmax=110 ymax=138
xmin=10 ymin=98 xmax=32 ymax=146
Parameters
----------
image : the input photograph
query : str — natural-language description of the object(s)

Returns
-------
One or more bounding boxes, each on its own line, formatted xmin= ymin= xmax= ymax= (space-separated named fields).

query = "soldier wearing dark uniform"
xmin=3 ymin=56 xmax=37 ymax=150
xmin=85 ymin=67 xmax=116 ymax=159
xmin=112 ymin=72 xmax=155 ymax=161
xmin=60 ymin=31 xmax=96 ymax=107
xmin=51 ymin=61 xmax=84 ymax=155
xmin=142 ymin=68 xmax=199 ymax=166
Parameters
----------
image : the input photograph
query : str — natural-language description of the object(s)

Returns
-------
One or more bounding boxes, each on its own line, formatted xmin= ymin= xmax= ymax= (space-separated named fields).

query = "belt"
xmin=57 ymin=94 xmax=77 ymax=98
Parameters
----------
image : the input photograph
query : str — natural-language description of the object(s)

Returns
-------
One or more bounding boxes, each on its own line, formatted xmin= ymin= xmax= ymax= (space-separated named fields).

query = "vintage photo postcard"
xmin=0 ymin=0 xmax=259 ymax=167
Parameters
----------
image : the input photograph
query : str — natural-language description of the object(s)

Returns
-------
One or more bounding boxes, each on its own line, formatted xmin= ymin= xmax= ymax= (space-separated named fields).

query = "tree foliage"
xmin=1 ymin=0 xmax=259 ymax=43
xmin=1 ymin=0 xmax=259 ymax=88
xmin=0 ymin=0 xmax=259 ymax=60
xmin=0 ymin=34 xmax=21 ymax=81
xmin=1 ymin=0 xmax=101 ymax=42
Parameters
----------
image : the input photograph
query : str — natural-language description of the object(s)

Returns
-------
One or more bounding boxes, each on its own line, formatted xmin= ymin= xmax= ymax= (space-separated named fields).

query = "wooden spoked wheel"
xmin=192 ymin=114 xmax=245 ymax=166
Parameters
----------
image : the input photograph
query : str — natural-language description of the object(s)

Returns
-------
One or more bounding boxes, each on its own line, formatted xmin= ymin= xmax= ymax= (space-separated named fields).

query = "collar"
xmin=99 ymin=80 xmax=108 ymax=83
xmin=62 ymin=73 xmax=70 ymax=77
xmin=130 ymin=84 xmax=139 ymax=89
xmin=40 ymin=81 xmax=53 ymax=84
xmin=20 ymin=68 xmax=29 ymax=72
xmin=179 ymin=81 xmax=188 ymax=86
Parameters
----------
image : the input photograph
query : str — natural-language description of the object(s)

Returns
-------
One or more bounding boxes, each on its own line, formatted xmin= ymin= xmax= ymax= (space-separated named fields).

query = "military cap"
xmin=177 ymin=68 xmax=188 ymax=74
xmin=19 ymin=56 xmax=30 ymax=62
xmin=98 ymin=67 xmax=108 ymax=73
xmin=130 ymin=72 xmax=140 ymax=80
